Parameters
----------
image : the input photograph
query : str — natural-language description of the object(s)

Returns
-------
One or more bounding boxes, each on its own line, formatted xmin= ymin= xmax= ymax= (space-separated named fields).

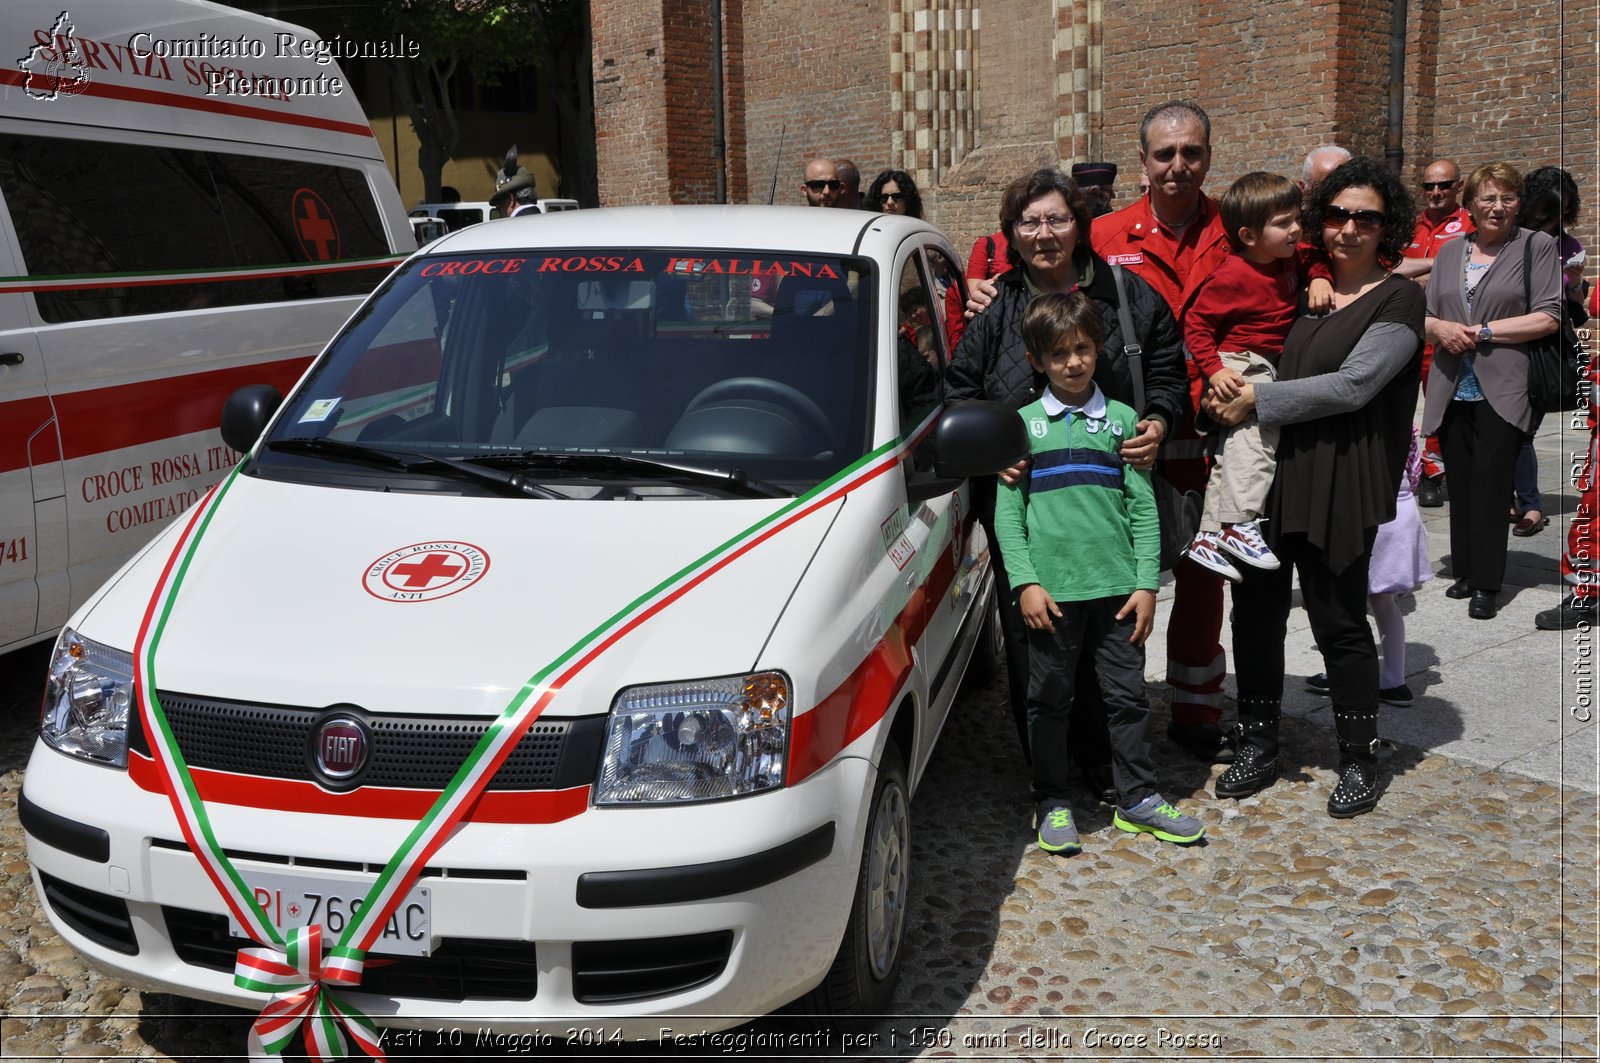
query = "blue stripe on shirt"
xmin=1031 ymin=464 xmax=1125 ymax=494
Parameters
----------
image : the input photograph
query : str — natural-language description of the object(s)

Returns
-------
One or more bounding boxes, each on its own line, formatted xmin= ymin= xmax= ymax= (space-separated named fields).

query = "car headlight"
xmin=41 ymin=628 xmax=134 ymax=769
xmin=596 ymin=672 xmax=790 ymax=805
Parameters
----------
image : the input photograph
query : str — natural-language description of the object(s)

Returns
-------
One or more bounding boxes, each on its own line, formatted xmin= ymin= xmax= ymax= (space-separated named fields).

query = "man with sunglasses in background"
xmin=1397 ymin=159 xmax=1475 ymax=506
xmin=801 ymin=158 xmax=844 ymax=207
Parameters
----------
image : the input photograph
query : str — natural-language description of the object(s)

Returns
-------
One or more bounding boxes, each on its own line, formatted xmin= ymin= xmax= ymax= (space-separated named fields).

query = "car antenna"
xmin=767 ymin=124 xmax=786 ymax=205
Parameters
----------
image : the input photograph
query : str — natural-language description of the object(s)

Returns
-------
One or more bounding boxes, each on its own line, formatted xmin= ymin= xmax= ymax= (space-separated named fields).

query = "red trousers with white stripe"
xmin=1563 ymin=430 xmax=1598 ymax=599
xmin=1161 ymin=440 xmax=1227 ymax=726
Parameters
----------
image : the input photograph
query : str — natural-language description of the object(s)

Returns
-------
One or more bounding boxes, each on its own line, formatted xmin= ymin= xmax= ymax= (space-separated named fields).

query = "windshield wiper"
xmin=263 ymin=437 xmax=566 ymax=499
xmin=476 ymin=451 xmax=792 ymax=498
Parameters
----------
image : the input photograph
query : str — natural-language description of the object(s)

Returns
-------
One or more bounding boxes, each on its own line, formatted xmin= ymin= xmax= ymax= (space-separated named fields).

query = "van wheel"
xmin=796 ymin=744 xmax=909 ymax=1018
xmin=962 ymin=595 xmax=1004 ymax=689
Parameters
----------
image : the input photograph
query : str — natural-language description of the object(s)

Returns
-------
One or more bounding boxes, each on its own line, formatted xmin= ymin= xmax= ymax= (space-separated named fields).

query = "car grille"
xmin=131 ymin=692 xmax=606 ymax=790
xmin=163 ymin=909 xmax=734 ymax=1005
xmin=39 ymin=872 xmax=139 ymax=955
xmin=572 ymin=931 xmax=734 ymax=1003
xmin=164 ymin=907 xmax=538 ymax=1001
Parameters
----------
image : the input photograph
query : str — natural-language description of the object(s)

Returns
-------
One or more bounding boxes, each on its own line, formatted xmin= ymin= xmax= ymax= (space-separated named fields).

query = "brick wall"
xmin=591 ymin=0 xmax=1599 ymax=271
xmin=1424 ymin=0 xmax=1598 ymax=258
xmin=591 ymin=0 xmax=673 ymax=204
xmin=740 ymin=0 xmax=893 ymax=206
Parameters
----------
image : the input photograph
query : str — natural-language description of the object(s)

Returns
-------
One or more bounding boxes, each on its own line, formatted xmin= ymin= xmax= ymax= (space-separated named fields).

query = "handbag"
xmin=1523 ymin=235 xmax=1588 ymax=414
xmin=1111 ymin=264 xmax=1201 ymax=570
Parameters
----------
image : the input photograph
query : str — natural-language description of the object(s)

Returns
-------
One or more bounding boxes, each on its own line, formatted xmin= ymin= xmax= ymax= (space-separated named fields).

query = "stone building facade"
xmin=590 ymin=0 xmax=1598 ymax=260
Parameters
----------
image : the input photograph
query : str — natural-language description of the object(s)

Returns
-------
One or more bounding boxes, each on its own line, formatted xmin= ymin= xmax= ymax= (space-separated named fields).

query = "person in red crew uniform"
xmin=1396 ymin=160 xmax=1475 ymax=506
xmin=1090 ymin=100 xmax=1236 ymax=762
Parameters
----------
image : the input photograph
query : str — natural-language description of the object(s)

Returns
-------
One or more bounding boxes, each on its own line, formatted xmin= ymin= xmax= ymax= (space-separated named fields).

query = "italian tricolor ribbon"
xmin=234 ymin=925 xmax=380 ymax=1060
xmin=132 ymin=410 xmax=938 ymax=1059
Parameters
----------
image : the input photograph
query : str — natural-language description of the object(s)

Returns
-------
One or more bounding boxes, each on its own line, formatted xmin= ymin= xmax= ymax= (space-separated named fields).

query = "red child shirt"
xmin=1182 ymin=252 xmax=1307 ymax=379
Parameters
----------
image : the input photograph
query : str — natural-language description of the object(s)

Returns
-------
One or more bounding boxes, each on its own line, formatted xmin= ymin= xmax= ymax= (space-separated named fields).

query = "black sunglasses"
xmin=1422 ymin=180 xmax=1457 ymax=191
xmin=881 ymin=191 xmax=907 ymax=202
xmin=1323 ymin=205 xmax=1387 ymax=229
xmin=805 ymin=179 xmax=843 ymax=192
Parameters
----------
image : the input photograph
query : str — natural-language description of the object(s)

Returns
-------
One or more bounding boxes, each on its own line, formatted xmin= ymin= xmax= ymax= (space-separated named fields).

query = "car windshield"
xmin=263 ymin=248 xmax=877 ymax=490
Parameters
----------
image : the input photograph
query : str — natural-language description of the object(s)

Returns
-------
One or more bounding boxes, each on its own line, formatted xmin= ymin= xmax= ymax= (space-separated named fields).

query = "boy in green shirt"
xmin=995 ymin=292 xmax=1206 ymax=853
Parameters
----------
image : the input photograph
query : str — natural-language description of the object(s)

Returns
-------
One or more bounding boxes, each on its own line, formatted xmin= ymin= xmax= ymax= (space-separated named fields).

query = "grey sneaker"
xmin=1036 ymin=802 xmax=1081 ymax=854
xmin=1113 ymin=794 xmax=1206 ymax=844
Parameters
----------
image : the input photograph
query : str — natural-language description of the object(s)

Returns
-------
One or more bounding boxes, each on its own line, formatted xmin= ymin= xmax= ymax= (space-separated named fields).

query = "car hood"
xmin=81 ymin=475 xmax=840 ymax=717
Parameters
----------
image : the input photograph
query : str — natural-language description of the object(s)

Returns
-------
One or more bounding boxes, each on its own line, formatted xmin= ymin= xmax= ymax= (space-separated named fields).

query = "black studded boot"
xmin=1328 ymin=709 xmax=1381 ymax=818
xmin=1215 ymin=696 xmax=1279 ymax=799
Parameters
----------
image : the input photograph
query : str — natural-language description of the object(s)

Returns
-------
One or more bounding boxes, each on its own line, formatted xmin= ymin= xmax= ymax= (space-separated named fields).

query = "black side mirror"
xmin=930 ymin=399 xmax=1028 ymax=478
xmin=221 ymin=384 xmax=283 ymax=454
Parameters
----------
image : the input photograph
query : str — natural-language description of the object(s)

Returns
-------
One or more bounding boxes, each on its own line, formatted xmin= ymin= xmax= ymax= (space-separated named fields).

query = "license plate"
xmin=227 ymin=869 xmax=433 ymax=957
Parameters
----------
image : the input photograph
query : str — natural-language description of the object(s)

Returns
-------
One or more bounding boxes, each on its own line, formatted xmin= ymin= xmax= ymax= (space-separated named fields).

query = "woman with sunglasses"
xmin=1203 ymin=158 xmax=1424 ymax=818
xmin=864 ymin=169 xmax=924 ymax=219
xmin=1420 ymin=163 xmax=1563 ymax=620
xmin=946 ymin=167 xmax=1187 ymax=825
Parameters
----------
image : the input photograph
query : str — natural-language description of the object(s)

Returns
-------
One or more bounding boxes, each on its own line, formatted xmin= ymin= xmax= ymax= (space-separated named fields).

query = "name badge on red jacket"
xmin=1107 ymin=253 xmax=1144 ymax=266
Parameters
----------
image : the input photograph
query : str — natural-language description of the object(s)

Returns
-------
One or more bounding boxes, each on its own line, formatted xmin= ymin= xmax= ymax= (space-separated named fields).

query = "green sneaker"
xmin=1113 ymin=794 xmax=1206 ymax=844
xmin=1036 ymin=802 xmax=1081 ymax=854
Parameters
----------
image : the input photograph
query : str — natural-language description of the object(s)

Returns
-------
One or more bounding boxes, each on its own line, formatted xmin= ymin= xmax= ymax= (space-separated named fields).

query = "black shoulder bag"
xmin=1110 ymin=264 xmax=1201 ymax=570
xmin=1524 ymin=234 xmax=1588 ymax=414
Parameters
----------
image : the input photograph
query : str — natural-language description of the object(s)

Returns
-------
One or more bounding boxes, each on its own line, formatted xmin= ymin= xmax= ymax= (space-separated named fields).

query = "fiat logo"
xmin=310 ymin=714 xmax=369 ymax=789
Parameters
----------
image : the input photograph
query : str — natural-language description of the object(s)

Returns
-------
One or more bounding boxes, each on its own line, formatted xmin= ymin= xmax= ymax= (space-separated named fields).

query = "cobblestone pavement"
xmin=0 ymin=637 xmax=1596 ymax=1060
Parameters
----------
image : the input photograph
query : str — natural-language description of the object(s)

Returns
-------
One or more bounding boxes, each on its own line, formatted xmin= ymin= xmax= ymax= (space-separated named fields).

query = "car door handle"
xmin=0 ymin=352 xmax=21 ymax=366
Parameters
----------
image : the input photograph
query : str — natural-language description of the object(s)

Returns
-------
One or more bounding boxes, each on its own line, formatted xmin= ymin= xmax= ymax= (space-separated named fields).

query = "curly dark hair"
xmin=1304 ymin=157 xmax=1416 ymax=268
xmin=1000 ymin=168 xmax=1093 ymax=274
xmin=864 ymin=169 xmax=924 ymax=219
xmin=1519 ymin=165 xmax=1580 ymax=234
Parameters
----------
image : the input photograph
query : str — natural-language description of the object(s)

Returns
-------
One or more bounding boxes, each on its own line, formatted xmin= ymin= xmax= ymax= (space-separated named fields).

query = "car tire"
xmin=961 ymin=594 xmax=1004 ymax=689
xmin=792 ymin=743 xmax=909 ymax=1019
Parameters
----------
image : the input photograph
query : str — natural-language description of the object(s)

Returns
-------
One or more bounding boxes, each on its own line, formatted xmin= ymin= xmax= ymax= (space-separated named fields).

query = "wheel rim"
xmin=864 ymin=777 xmax=910 ymax=980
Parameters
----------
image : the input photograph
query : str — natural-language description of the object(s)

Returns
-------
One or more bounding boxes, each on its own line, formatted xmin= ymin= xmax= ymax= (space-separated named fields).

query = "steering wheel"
xmin=681 ymin=377 xmax=834 ymax=445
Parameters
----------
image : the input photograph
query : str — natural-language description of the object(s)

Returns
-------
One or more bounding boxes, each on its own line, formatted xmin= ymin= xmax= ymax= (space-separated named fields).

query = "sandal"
xmin=1513 ymin=512 xmax=1550 ymax=537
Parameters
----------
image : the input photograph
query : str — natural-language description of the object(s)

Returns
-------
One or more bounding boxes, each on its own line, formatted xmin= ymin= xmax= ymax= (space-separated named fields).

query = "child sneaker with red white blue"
xmin=1216 ymin=519 xmax=1280 ymax=570
xmin=1184 ymin=530 xmax=1243 ymax=583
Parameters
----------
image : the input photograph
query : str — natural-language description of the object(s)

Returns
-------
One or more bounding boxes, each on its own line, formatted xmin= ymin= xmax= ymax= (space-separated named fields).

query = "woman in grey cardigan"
xmin=1421 ymin=162 xmax=1562 ymax=620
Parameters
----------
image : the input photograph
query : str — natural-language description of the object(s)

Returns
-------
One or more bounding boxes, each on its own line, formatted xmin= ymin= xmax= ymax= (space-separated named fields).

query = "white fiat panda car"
xmin=21 ymin=206 xmax=1021 ymax=1038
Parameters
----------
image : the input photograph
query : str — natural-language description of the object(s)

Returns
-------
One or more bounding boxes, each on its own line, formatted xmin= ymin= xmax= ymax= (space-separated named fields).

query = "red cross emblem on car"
xmin=363 ymin=541 xmax=490 ymax=602
xmin=292 ymin=187 xmax=341 ymax=261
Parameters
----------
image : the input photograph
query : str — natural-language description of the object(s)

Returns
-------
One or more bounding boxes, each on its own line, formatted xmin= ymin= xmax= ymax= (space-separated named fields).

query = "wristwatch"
xmin=1477 ymin=324 xmax=1493 ymax=344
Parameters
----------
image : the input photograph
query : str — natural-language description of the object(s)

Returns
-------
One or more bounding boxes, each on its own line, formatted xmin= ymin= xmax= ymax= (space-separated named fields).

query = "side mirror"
xmin=221 ymin=384 xmax=283 ymax=454
xmin=930 ymin=400 xmax=1028 ymax=478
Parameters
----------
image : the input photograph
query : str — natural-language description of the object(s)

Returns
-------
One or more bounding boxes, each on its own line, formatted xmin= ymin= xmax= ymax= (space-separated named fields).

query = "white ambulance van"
xmin=0 ymin=0 xmax=414 ymax=652
xmin=22 ymin=205 xmax=1021 ymax=1041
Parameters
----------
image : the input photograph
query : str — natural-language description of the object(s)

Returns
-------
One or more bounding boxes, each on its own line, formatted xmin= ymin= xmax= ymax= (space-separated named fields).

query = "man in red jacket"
xmin=1396 ymin=159 xmax=1475 ymax=504
xmin=1092 ymin=100 xmax=1236 ymax=761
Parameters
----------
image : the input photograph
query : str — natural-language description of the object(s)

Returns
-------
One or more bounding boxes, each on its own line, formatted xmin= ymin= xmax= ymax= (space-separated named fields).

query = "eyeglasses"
xmin=1015 ymin=214 xmax=1075 ymax=236
xmin=1422 ymin=180 xmax=1458 ymax=191
xmin=1475 ymin=195 xmax=1520 ymax=208
xmin=1323 ymin=205 xmax=1386 ymax=230
xmin=805 ymin=179 xmax=843 ymax=192
xmin=881 ymin=191 xmax=907 ymax=202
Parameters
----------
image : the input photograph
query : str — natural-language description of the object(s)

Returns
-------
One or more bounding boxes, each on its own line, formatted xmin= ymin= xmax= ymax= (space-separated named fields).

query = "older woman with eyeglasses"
xmin=1421 ymin=162 xmax=1563 ymax=621
xmin=865 ymin=169 xmax=924 ymax=219
xmin=1202 ymin=158 xmax=1424 ymax=818
xmin=946 ymin=167 xmax=1187 ymax=824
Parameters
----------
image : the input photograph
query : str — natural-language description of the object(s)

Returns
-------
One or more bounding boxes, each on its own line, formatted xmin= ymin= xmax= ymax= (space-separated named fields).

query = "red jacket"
xmin=1091 ymin=193 xmax=1231 ymax=322
xmin=1405 ymin=206 xmax=1473 ymax=261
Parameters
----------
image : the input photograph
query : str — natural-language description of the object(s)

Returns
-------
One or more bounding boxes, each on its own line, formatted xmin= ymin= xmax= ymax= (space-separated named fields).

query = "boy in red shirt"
xmin=1182 ymin=172 xmax=1330 ymax=579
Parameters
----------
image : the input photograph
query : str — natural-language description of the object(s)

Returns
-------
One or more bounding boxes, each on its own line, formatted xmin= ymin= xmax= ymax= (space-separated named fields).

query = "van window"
xmin=0 ymin=133 xmax=391 ymax=323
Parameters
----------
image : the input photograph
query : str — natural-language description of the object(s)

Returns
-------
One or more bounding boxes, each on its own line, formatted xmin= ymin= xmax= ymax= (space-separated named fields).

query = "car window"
xmin=266 ymin=249 xmax=878 ymax=488
xmin=894 ymin=254 xmax=943 ymax=437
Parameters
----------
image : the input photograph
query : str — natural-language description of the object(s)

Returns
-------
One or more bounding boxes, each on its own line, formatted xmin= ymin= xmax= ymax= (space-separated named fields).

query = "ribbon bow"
xmin=233 ymin=925 xmax=384 ymax=1060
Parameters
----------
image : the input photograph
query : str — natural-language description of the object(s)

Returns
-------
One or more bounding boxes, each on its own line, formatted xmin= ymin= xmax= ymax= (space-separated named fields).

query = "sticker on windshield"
xmin=363 ymin=542 xmax=490 ymax=603
xmin=299 ymin=398 xmax=341 ymax=423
